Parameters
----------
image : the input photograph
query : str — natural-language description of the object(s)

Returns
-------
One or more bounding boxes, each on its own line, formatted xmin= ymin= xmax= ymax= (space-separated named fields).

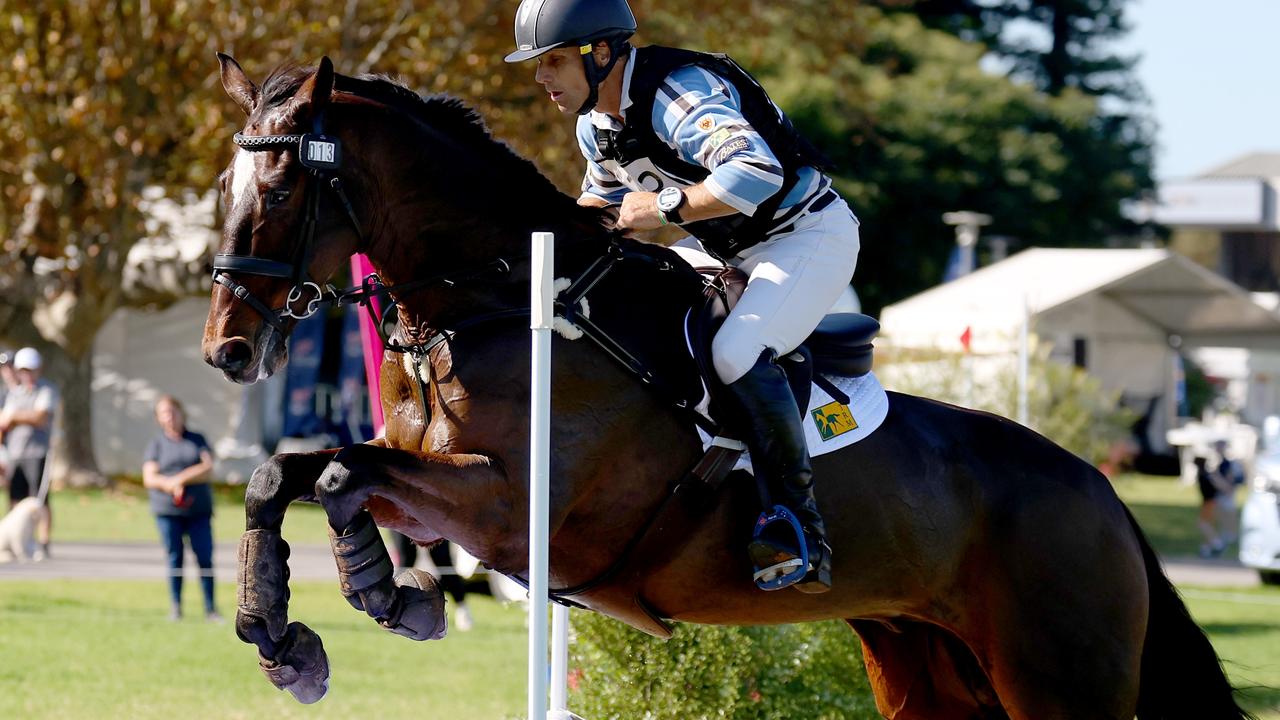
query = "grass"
xmin=0 ymin=580 xmax=527 ymax=720
xmin=1181 ymin=587 xmax=1280 ymax=718
xmin=1111 ymin=472 xmax=1211 ymax=558
xmin=9 ymin=478 xmax=1276 ymax=717
xmin=47 ymin=481 xmax=333 ymax=546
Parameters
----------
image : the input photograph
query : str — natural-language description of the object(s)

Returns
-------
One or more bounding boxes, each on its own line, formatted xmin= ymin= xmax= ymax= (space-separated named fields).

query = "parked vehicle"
xmin=1240 ymin=449 xmax=1280 ymax=585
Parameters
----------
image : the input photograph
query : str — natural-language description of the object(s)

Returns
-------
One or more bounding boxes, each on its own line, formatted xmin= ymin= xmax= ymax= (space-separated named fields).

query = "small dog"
xmin=0 ymin=497 xmax=43 ymax=563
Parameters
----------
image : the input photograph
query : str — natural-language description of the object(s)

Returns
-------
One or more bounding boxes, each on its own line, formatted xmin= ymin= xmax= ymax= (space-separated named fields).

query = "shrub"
xmin=569 ymin=612 xmax=880 ymax=719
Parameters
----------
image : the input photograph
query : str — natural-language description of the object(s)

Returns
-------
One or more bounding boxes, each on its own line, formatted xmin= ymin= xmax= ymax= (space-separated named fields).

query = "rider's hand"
xmin=615 ymin=191 xmax=665 ymax=233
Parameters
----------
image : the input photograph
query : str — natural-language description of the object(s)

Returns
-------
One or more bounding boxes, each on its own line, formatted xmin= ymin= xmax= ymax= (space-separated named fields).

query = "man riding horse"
xmin=504 ymin=0 xmax=861 ymax=594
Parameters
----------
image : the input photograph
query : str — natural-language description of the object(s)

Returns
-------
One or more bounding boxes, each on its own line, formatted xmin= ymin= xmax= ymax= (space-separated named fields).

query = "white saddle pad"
xmin=698 ymin=371 xmax=890 ymax=469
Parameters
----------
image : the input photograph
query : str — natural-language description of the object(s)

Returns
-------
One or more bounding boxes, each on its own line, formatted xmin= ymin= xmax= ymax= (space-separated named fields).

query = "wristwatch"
xmin=656 ymin=186 xmax=687 ymax=225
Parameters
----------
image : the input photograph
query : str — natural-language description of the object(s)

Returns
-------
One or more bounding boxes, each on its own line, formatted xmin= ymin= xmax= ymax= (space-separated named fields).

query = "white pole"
xmin=550 ymin=603 xmax=570 ymax=711
xmin=529 ymin=231 xmax=554 ymax=720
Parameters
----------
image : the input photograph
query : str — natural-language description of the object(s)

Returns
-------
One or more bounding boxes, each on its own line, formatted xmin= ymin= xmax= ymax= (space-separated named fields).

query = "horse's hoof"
xmin=259 ymin=621 xmax=330 ymax=704
xmin=378 ymin=568 xmax=447 ymax=641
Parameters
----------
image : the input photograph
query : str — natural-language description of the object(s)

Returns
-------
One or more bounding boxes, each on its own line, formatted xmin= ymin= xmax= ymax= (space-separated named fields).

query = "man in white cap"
xmin=0 ymin=347 xmax=59 ymax=560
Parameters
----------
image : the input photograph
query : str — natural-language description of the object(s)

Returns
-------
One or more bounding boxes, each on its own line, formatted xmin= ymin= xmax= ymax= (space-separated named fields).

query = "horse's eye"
xmin=266 ymin=189 xmax=291 ymax=208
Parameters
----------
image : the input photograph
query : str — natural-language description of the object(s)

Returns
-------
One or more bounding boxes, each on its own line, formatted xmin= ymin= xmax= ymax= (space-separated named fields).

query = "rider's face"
xmin=534 ymin=47 xmax=589 ymax=114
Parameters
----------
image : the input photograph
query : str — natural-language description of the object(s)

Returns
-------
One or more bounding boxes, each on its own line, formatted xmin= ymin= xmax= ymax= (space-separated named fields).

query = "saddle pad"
xmin=698 ymin=371 xmax=890 ymax=469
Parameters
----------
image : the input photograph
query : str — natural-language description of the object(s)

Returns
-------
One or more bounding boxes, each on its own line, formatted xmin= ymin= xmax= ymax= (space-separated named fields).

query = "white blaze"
xmin=230 ymin=150 xmax=256 ymax=211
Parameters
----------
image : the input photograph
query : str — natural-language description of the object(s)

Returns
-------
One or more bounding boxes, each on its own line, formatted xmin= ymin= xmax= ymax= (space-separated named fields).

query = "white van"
xmin=1240 ymin=449 xmax=1280 ymax=585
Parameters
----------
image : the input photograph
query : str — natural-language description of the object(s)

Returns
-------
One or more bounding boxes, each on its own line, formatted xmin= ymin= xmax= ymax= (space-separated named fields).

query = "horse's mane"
xmin=258 ymin=63 xmax=594 ymax=224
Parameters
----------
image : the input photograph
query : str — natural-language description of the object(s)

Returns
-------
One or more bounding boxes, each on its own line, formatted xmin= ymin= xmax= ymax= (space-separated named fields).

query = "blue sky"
xmin=1122 ymin=0 xmax=1280 ymax=179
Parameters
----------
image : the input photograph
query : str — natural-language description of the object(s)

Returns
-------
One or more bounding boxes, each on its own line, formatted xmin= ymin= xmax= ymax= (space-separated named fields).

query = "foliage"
xmin=881 ymin=342 xmax=1136 ymax=465
xmin=570 ymin=611 xmax=878 ymax=719
xmin=860 ymin=0 xmax=1155 ymax=309
xmin=0 ymin=1 xmax=1154 ymax=479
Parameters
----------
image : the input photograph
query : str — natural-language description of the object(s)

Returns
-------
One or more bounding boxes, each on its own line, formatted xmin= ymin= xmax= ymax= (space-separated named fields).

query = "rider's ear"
xmin=591 ymin=41 xmax=612 ymax=69
xmin=290 ymin=56 xmax=335 ymax=125
xmin=217 ymin=52 xmax=259 ymax=116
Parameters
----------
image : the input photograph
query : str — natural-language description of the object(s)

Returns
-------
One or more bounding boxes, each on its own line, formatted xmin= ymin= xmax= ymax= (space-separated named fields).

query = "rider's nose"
xmin=211 ymin=339 xmax=254 ymax=373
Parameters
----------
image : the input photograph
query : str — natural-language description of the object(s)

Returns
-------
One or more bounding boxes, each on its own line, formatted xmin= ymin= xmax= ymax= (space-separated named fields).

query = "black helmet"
xmin=504 ymin=0 xmax=636 ymax=63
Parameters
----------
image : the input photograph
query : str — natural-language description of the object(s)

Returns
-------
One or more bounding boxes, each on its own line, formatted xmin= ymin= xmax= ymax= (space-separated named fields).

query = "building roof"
xmin=1197 ymin=152 xmax=1280 ymax=179
xmin=880 ymin=247 xmax=1280 ymax=352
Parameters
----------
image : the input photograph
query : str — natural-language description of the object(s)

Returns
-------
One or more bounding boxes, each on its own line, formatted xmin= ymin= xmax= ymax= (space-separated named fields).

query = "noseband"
xmin=213 ymin=117 xmax=364 ymax=332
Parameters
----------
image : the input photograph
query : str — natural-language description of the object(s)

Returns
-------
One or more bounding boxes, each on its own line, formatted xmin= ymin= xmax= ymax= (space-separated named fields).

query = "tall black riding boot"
xmin=724 ymin=352 xmax=832 ymax=593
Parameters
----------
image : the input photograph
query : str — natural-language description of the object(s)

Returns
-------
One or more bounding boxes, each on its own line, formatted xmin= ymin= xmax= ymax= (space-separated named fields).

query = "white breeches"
xmin=670 ymin=197 xmax=861 ymax=384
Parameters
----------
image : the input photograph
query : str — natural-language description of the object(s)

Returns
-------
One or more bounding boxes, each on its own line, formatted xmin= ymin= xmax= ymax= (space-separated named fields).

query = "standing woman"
xmin=142 ymin=395 xmax=220 ymax=621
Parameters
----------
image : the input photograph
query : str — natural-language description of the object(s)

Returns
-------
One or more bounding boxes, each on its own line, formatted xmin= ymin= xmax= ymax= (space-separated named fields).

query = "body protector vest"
xmin=595 ymin=46 xmax=833 ymax=258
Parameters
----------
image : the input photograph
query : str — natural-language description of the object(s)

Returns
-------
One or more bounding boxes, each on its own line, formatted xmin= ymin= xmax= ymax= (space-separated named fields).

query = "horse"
xmin=202 ymin=54 xmax=1253 ymax=719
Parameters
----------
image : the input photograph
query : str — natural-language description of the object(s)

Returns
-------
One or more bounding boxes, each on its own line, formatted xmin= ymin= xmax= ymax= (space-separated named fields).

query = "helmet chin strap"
xmin=576 ymin=40 xmax=628 ymax=115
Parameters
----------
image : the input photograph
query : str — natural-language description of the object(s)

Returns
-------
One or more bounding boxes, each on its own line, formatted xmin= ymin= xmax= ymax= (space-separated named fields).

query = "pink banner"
xmin=350 ymin=255 xmax=386 ymax=435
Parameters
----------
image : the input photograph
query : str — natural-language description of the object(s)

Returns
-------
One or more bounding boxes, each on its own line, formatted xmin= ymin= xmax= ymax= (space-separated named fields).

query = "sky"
xmin=1121 ymin=0 xmax=1280 ymax=180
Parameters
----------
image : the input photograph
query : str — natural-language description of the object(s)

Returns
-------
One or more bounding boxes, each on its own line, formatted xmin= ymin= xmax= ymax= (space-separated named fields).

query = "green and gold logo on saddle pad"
xmin=812 ymin=401 xmax=858 ymax=441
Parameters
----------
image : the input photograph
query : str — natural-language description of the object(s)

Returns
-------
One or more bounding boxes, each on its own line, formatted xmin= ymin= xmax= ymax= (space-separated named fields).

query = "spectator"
xmin=1211 ymin=439 xmax=1244 ymax=547
xmin=0 ymin=347 xmax=58 ymax=561
xmin=0 ymin=350 xmax=13 ymax=483
xmin=142 ymin=395 xmax=220 ymax=622
xmin=1194 ymin=455 xmax=1232 ymax=558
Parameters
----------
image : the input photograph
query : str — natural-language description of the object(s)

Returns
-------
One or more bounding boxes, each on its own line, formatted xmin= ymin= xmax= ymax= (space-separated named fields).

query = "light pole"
xmin=942 ymin=211 xmax=993 ymax=278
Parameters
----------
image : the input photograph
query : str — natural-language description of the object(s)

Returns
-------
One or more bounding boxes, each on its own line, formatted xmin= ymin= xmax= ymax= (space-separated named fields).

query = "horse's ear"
xmin=290 ymin=56 xmax=335 ymax=126
xmin=217 ymin=52 xmax=258 ymax=116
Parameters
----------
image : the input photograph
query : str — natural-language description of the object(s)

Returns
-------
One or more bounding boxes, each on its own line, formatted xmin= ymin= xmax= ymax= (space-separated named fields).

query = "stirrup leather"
xmin=748 ymin=505 xmax=810 ymax=590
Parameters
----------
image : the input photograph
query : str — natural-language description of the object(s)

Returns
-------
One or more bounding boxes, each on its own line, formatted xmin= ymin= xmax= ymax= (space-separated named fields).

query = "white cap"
xmin=13 ymin=347 xmax=42 ymax=371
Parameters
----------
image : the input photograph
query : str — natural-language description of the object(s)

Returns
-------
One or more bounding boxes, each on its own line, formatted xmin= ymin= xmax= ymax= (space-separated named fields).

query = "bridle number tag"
xmin=299 ymin=134 xmax=341 ymax=171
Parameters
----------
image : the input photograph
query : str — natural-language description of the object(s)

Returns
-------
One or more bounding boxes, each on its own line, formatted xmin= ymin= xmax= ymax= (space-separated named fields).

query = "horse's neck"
xmin=349 ymin=108 xmax=624 ymax=337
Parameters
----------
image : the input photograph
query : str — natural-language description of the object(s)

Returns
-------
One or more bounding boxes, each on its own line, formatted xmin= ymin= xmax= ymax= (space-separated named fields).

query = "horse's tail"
xmin=1123 ymin=505 xmax=1256 ymax=719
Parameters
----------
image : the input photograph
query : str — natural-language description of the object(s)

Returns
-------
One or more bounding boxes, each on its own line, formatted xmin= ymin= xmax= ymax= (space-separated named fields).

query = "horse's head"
xmin=204 ymin=54 xmax=362 ymax=383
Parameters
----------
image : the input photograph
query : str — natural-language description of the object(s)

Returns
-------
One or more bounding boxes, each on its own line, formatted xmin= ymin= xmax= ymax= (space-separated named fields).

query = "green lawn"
xmin=48 ymin=481 xmax=333 ymax=546
xmin=10 ymin=478 xmax=1276 ymax=718
xmin=1180 ymin=587 xmax=1280 ymax=717
xmin=0 ymin=580 xmax=527 ymax=720
xmin=1111 ymin=472 xmax=1213 ymax=558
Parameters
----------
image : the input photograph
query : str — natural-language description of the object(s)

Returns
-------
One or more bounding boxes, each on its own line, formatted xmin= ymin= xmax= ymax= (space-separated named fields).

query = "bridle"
xmin=212 ymin=113 xmax=364 ymax=332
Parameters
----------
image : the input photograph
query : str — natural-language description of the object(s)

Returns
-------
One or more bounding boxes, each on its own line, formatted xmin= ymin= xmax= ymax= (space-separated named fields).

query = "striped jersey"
xmin=577 ymin=47 xmax=829 ymax=219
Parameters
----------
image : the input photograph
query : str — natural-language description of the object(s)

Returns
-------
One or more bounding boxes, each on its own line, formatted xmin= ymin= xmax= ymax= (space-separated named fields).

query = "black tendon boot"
xmin=726 ymin=352 xmax=833 ymax=593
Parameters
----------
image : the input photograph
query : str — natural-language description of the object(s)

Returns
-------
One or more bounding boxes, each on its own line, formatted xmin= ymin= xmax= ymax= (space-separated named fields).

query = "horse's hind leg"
xmin=849 ymin=619 xmax=1007 ymax=720
xmin=237 ymin=448 xmax=341 ymax=704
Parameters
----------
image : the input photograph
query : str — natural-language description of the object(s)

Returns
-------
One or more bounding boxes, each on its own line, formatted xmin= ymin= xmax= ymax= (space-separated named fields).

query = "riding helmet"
xmin=504 ymin=0 xmax=637 ymax=63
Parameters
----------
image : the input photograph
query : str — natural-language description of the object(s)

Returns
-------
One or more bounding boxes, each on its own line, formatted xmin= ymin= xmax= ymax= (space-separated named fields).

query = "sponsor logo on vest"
xmin=708 ymin=128 xmax=732 ymax=147
xmin=812 ymin=401 xmax=858 ymax=441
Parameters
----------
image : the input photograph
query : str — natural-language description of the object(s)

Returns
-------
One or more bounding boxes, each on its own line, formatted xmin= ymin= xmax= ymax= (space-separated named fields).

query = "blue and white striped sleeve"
xmin=652 ymin=65 xmax=785 ymax=216
xmin=575 ymin=115 xmax=628 ymax=205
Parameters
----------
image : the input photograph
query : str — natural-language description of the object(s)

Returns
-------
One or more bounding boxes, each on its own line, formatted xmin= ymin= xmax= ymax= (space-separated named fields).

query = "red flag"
xmin=960 ymin=326 xmax=972 ymax=353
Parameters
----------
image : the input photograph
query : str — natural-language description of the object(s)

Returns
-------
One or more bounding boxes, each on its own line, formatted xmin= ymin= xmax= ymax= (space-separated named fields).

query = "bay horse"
xmin=203 ymin=54 xmax=1253 ymax=719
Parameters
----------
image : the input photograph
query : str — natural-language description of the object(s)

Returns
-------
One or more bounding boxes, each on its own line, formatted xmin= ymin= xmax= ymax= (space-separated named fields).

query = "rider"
xmin=504 ymin=0 xmax=860 ymax=593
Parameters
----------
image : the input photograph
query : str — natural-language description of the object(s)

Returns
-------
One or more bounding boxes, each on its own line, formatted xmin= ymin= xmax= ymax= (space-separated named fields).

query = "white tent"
xmin=880 ymin=247 xmax=1280 ymax=452
xmin=881 ymin=247 xmax=1280 ymax=355
xmin=92 ymin=298 xmax=269 ymax=481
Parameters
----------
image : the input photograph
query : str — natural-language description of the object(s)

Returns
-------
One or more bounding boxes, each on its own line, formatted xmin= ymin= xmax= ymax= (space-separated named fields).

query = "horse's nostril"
xmin=213 ymin=339 xmax=254 ymax=373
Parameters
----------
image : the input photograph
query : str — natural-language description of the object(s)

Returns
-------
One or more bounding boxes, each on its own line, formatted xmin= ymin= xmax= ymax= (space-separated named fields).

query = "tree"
xmin=0 ymin=0 xmax=574 ymax=485
xmin=0 ymin=0 xmax=1155 ymax=480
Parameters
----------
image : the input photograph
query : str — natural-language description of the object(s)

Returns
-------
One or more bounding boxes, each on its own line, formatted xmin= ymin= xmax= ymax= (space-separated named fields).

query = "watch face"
xmin=657 ymin=186 xmax=683 ymax=212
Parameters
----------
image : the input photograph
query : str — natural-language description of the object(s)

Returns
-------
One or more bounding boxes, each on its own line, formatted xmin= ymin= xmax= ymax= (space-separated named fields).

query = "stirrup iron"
xmin=748 ymin=505 xmax=810 ymax=591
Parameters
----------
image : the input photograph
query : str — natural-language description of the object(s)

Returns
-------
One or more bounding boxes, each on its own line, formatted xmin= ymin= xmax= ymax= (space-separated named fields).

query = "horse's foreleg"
xmin=236 ymin=447 xmax=345 ymax=704
xmin=313 ymin=444 xmax=504 ymax=642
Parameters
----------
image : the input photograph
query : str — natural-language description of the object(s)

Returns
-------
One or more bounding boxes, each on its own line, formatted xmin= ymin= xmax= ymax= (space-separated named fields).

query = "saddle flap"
xmin=685 ymin=265 xmax=749 ymax=402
